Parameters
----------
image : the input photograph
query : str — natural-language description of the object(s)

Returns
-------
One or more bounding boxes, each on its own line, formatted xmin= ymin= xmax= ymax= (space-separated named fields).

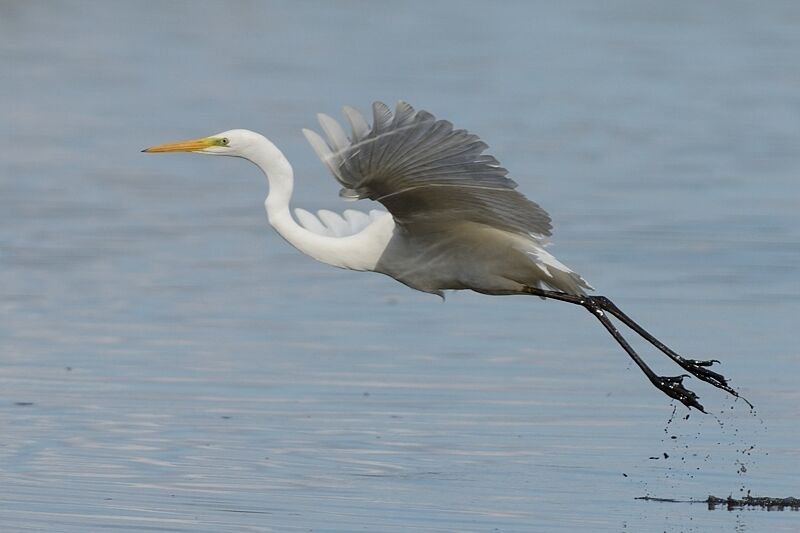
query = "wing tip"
xmin=342 ymin=105 xmax=370 ymax=141
xmin=317 ymin=113 xmax=349 ymax=151
xmin=302 ymin=128 xmax=332 ymax=158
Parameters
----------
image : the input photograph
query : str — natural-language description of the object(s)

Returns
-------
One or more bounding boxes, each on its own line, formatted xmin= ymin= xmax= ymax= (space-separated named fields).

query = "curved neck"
xmin=241 ymin=134 xmax=387 ymax=271
xmin=243 ymin=136 xmax=294 ymax=219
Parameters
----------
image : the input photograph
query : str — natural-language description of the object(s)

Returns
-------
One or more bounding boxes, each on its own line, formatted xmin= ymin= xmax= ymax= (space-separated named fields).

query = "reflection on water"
xmin=2 ymin=1 xmax=799 ymax=531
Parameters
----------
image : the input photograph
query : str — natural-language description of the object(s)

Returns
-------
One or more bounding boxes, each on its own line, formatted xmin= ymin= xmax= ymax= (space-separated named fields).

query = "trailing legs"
xmin=523 ymin=287 xmax=750 ymax=412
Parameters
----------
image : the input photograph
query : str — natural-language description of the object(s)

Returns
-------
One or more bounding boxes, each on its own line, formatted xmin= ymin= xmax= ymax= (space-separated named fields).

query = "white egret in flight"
xmin=144 ymin=101 xmax=747 ymax=412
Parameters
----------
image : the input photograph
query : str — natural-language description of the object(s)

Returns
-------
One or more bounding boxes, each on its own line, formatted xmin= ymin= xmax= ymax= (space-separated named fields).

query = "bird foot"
xmin=652 ymin=374 xmax=706 ymax=413
xmin=678 ymin=358 xmax=728 ymax=386
xmin=674 ymin=357 xmax=752 ymax=408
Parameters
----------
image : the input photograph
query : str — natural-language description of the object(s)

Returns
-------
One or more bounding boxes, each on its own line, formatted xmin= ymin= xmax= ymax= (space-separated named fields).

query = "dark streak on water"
xmin=637 ymin=495 xmax=800 ymax=511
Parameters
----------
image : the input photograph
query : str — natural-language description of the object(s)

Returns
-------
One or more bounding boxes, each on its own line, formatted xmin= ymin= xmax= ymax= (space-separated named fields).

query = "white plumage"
xmin=294 ymin=208 xmax=385 ymax=238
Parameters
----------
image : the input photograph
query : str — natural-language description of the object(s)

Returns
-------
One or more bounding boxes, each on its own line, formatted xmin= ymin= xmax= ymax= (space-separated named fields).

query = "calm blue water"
xmin=2 ymin=1 xmax=799 ymax=531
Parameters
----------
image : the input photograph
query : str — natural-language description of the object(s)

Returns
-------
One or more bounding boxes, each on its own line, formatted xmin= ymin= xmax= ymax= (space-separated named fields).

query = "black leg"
xmin=586 ymin=296 xmax=750 ymax=407
xmin=523 ymin=287 xmax=748 ymax=411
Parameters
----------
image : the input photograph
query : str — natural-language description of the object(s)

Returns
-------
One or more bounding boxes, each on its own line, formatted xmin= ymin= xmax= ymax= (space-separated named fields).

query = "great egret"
xmin=144 ymin=100 xmax=746 ymax=412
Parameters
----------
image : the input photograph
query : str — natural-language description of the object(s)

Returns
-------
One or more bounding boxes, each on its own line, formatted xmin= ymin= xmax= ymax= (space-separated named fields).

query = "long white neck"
xmin=240 ymin=133 xmax=392 ymax=271
xmin=243 ymin=135 xmax=295 ymax=224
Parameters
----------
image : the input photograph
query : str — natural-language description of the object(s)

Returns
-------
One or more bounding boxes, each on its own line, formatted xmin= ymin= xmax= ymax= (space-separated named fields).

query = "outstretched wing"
xmin=302 ymin=101 xmax=552 ymax=239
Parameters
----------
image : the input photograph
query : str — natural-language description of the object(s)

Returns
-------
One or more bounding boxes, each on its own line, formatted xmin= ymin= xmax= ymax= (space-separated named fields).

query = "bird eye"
xmin=220 ymin=137 xmax=230 ymax=146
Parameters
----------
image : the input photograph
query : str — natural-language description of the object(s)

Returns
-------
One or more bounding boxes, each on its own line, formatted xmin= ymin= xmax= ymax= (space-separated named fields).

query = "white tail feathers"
xmin=527 ymin=247 xmax=594 ymax=295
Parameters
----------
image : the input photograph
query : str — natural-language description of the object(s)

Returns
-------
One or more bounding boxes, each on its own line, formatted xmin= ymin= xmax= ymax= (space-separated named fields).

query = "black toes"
xmin=685 ymin=363 xmax=728 ymax=387
xmin=687 ymin=358 xmax=721 ymax=367
xmin=654 ymin=375 xmax=706 ymax=413
xmin=679 ymin=359 xmax=738 ymax=394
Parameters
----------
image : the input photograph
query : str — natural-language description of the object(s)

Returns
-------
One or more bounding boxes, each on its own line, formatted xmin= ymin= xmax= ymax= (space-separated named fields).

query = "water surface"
xmin=2 ymin=1 xmax=799 ymax=531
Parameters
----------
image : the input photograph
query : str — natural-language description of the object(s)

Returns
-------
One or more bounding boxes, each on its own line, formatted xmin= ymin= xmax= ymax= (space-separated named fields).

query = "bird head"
xmin=142 ymin=129 xmax=258 ymax=157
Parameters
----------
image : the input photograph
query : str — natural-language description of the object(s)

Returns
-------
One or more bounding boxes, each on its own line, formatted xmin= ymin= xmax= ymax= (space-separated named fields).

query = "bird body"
xmin=375 ymin=221 xmax=586 ymax=296
xmin=144 ymin=101 xmax=747 ymax=412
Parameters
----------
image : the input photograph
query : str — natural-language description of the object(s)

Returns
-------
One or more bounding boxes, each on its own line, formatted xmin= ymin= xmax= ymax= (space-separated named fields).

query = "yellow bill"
xmin=142 ymin=137 xmax=216 ymax=153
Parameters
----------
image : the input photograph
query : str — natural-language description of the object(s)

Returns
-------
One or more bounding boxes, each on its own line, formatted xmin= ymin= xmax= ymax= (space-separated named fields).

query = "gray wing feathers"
xmin=317 ymin=114 xmax=349 ymax=152
xmin=303 ymin=101 xmax=553 ymax=238
xmin=342 ymin=106 xmax=370 ymax=142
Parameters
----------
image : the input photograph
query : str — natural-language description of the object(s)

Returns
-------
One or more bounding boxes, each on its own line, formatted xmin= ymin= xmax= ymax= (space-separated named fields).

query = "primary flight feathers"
xmin=303 ymin=101 xmax=553 ymax=239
